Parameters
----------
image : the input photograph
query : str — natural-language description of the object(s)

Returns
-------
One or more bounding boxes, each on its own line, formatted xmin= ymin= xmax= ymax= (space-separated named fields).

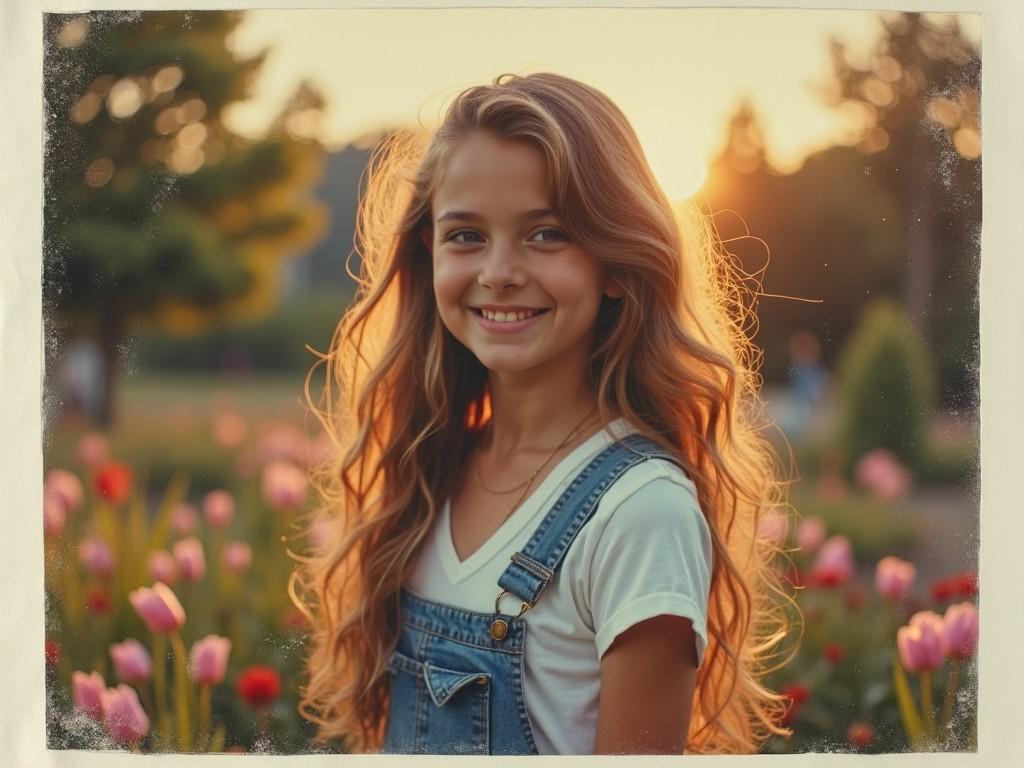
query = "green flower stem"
xmin=920 ymin=670 xmax=936 ymax=741
xmin=151 ymin=634 xmax=169 ymax=743
xmin=197 ymin=683 xmax=211 ymax=752
xmin=170 ymin=632 xmax=193 ymax=751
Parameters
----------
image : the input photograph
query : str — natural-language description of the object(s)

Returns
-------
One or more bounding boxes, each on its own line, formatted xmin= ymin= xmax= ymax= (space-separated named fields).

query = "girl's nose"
xmin=477 ymin=242 xmax=524 ymax=289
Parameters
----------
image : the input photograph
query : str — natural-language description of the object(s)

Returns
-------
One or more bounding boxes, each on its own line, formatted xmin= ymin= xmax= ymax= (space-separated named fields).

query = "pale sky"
xmin=224 ymin=8 xmax=980 ymax=201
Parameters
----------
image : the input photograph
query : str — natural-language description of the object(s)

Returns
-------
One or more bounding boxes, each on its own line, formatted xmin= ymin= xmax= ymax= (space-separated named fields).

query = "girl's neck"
xmin=483 ymin=372 xmax=603 ymax=458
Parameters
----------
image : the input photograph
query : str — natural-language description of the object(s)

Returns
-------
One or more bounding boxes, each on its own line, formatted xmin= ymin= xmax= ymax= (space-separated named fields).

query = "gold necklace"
xmin=474 ymin=406 xmax=598 ymax=510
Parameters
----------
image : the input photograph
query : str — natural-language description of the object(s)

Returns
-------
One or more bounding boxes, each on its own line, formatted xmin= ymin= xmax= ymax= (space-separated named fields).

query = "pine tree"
xmin=44 ymin=11 xmax=328 ymax=424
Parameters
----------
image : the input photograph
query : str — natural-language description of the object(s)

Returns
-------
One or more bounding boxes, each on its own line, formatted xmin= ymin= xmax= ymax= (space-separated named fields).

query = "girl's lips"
xmin=471 ymin=308 xmax=550 ymax=334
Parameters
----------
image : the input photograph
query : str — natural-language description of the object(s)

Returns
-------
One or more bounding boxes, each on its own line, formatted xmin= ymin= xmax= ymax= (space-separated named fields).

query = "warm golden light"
xmin=152 ymin=65 xmax=185 ymax=94
xmin=953 ymin=127 xmax=981 ymax=160
xmin=85 ymin=157 xmax=115 ymax=188
xmin=107 ymin=78 xmax=144 ymax=120
xmin=176 ymin=122 xmax=208 ymax=150
xmin=167 ymin=146 xmax=205 ymax=174
xmin=179 ymin=98 xmax=207 ymax=124
xmin=928 ymin=97 xmax=962 ymax=129
xmin=71 ymin=93 xmax=102 ymax=125
xmin=154 ymin=107 xmax=180 ymax=135
xmin=56 ymin=17 xmax=88 ymax=48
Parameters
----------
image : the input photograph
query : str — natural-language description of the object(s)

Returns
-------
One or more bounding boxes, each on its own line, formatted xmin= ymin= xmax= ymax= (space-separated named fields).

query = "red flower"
xmin=45 ymin=638 xmax=61 ymax=667
xmin=931 ymin=572 xmax=978 ymax=603
xmin=87 ymin=588 xmax=111 ymax=615
xmin=847 ymin=721 xmax=874 ymax=748
xmin=953 ymin=571 xmax=978 ymax=598
xmin=781 ymin=682 xmax=810 ymax=725
xmin=94 ymin=461 xmax=134 ymax=505
xmin=236 ymin=665 xmax=281 ymax=708
xmin=823 ymin=643 xmax=846 ymax=664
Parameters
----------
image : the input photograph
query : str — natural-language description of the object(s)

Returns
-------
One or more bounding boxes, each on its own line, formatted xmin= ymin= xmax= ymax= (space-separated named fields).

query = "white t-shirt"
xmin=405 ymin=417 xmax=713 ymax=755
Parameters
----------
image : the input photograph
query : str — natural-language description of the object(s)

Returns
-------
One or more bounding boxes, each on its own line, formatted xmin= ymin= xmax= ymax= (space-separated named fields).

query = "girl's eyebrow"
xmin=435 ymin=208 xmax=557 ymax=224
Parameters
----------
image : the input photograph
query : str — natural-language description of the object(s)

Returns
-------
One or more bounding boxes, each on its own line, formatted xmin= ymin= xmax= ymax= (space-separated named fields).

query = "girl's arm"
xmin=593 ymin=614 xmax=698 ymax=754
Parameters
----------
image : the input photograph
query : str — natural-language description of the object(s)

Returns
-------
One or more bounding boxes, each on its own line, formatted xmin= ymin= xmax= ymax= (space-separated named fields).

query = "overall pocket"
xmin=381 ymin=650 xmax=491 ymax=755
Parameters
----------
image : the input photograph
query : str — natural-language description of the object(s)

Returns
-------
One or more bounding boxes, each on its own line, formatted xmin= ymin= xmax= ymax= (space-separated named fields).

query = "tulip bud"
xmin=874 ymin=556 xmax=916 ymax=601
xmin=102 ymin=684 xmax=150 ymax=743
xmin=189 ymin=635 xmax=231 ymax=685
xmin=795 ymin=517 xmax=826 ymax=554
xmin=811 ymin=535 xmax=854 ymax=587
xmin=76 ymin=431 xmax=109 ymax=469
xmin=45 ymin=469 xmax=84 ymax=513
xmin=757 ymin=510 xmax=788 ymax=547
xmin=897 ymin=610 xmax=946 ymax=673
xmin=147 ymin=549 xmax=177 ymax=585
xmin=202 ymin=489 xmax=235 ymax=529
xmin=223 ymin=541 xmax=252 ymax=574
xmin=171 ymin=503 xmax=199 ymax=535
xmin=173 ymin=537 xmax=206 ymax=583
xmin=79 ymin=536 xmax=115 ymax=577
xmin=128 ymin=582 xmax=186 ymax=634
xmin=261 ymin=460 xmax=308 ymax=510
xmin=942 ymin=602 xmax=979 ymax=660
xmin=109 ymin=639 xmax=152 ymax=684
xmin=71 ymin=670 xmax=106 ymax=720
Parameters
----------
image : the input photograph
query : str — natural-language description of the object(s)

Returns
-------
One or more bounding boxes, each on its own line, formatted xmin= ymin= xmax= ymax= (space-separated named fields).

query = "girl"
xmin=293 ymin=72 xmax=793 ymax=755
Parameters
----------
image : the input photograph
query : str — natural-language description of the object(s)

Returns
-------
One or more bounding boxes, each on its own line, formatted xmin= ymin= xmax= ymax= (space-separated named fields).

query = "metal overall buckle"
xmin=490 ymin=589 xmax=532 ymax=641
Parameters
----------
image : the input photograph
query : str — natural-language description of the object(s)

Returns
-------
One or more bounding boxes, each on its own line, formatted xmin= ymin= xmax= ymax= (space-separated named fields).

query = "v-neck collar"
xmin=438 ymin=417 xmax=634 ymax=586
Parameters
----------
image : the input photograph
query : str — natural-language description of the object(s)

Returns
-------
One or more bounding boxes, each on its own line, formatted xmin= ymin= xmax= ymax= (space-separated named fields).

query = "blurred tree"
xmin=823 ymin=11 xmax=980 ymax=406
xmin=700 ymin=13 xmax=979 ymax=408
xmin=44 ymin=11 xmax=328 ymax=425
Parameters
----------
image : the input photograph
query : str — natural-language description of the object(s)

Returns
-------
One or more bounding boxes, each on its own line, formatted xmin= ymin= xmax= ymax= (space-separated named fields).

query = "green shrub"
xmin=835 ymin=299 xmax=935 ymax=473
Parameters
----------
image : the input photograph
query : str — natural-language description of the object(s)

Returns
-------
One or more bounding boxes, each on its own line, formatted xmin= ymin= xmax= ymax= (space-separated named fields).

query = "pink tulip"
xmin=309 ymin=516 xmax=333 ymax=552
xmin=147 ymin=549 xmax=178 ymax=585
xmin=897 ymin=610 xmax=946 ymax=673
xmin=757 ymin=510 xmax=788 ymax=546
xmin=202 ymin=489 xmax=235 ymax=529
xmin=261 ymin=460 xmax=309 ymax=510
xmin=76 ymin=431 xmax=110 ymax=468
xmin=171 ymin=503 xmax=199 ymax=535
xmin=223 ymin=541 xmax=252 ymax=573
xmin=173 ymin=537 xmax=206 ymax=583
xmin=128 ymin=582 xmax=185 ymax=634
xmin=45 ymin=468 xmax=84 ymax=513
xmin=810 ymin=535 xmax=854 ymax=586
xmin=109 ymin=639 xmax=152 ymax=684
xmin=855 ymin=448 xmax=912 ymax=501
xmin=72 ymin=670 xmax=106 ymax=720
xmin=43 ymin=495 xmax=67 ymax=537
xmin=102 ymin=684 xmax=150 ymax=743
xmin=874 ymin=556 xmax=916 ymax=601
xmin=79 ymin=536 xmax=115 ymax=577
xmin=943 ymin=602 xmax=979 ymax=660
xmin=795 ymin=517 xmax=826 ymax=554
xmin=189 ymin=634 xmax=231 ymax=685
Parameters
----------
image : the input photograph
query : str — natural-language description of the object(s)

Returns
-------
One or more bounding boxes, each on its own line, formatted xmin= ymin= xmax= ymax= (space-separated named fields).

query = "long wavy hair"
xmin=292 ymin=72 xmax=796 ymax=754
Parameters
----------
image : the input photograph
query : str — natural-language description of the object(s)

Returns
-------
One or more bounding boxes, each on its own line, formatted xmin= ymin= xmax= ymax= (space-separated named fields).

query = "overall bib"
xmin=381 ymin=433 xmax=682 ymax=755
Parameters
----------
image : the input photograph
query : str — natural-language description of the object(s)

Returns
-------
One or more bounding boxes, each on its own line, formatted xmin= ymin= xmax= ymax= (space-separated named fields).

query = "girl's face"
xmin=426 ymin=131 xmax=618 ymax=381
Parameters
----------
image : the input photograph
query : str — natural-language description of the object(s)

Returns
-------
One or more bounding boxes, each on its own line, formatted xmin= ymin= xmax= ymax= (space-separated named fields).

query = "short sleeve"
xmin=588 ymin=472 xmax=713 ymax=666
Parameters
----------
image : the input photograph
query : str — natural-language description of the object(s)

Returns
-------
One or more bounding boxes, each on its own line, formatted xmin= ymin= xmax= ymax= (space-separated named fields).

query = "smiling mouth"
xmin=472 ymin=308 xmax=550 ymax=323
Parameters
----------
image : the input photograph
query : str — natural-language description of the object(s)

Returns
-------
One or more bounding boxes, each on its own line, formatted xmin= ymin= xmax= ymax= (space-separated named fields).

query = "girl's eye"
xmin=530 ymin=228 xmax=568 ymax=243
xmin=443 ymin=230 xmax=483 ymax=244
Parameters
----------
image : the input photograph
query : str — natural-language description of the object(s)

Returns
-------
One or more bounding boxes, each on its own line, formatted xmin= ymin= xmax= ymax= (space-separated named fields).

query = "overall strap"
xmin=496 ymin=433 xmax=683 ymax=607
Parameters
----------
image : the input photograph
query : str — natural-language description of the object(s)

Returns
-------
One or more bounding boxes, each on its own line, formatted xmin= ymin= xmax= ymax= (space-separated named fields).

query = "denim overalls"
xmin=382 ymin=433 xmax=681 ymax=755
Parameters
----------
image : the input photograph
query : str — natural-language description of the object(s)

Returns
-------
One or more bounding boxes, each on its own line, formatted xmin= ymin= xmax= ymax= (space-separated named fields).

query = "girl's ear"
xmin=420 ymin=228 xmax=433 ymax=254
xmin=604 ymin=279 xmax=625 ymax=299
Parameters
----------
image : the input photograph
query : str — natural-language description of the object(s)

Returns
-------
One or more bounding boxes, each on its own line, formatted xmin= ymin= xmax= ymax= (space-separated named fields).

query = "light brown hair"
xmin=292 ymin=72 xmax=794 ymax=753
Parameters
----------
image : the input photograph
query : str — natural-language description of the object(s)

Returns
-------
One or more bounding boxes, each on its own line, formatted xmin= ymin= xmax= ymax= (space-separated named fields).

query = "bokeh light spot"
xmin=56 ymin=17 xmax=89 ymax=48
xmin=85 ymin=157 xmax=115 ymax=188
xmin=107 ymin=79 xmax=144 ymax=120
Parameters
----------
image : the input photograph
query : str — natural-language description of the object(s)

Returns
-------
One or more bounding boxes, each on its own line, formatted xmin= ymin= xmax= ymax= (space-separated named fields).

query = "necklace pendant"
xmin=489 ymin=618 xmax=509 ymax=641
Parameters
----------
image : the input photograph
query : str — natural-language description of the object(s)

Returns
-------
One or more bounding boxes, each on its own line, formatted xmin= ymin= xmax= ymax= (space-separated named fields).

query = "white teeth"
xmin=480 ymin=309 xmax=540 ymax=322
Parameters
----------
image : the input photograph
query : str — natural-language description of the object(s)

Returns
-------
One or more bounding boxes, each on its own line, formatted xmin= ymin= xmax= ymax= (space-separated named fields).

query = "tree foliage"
xmin=44 ymin=11 xmax=328 ymax=423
